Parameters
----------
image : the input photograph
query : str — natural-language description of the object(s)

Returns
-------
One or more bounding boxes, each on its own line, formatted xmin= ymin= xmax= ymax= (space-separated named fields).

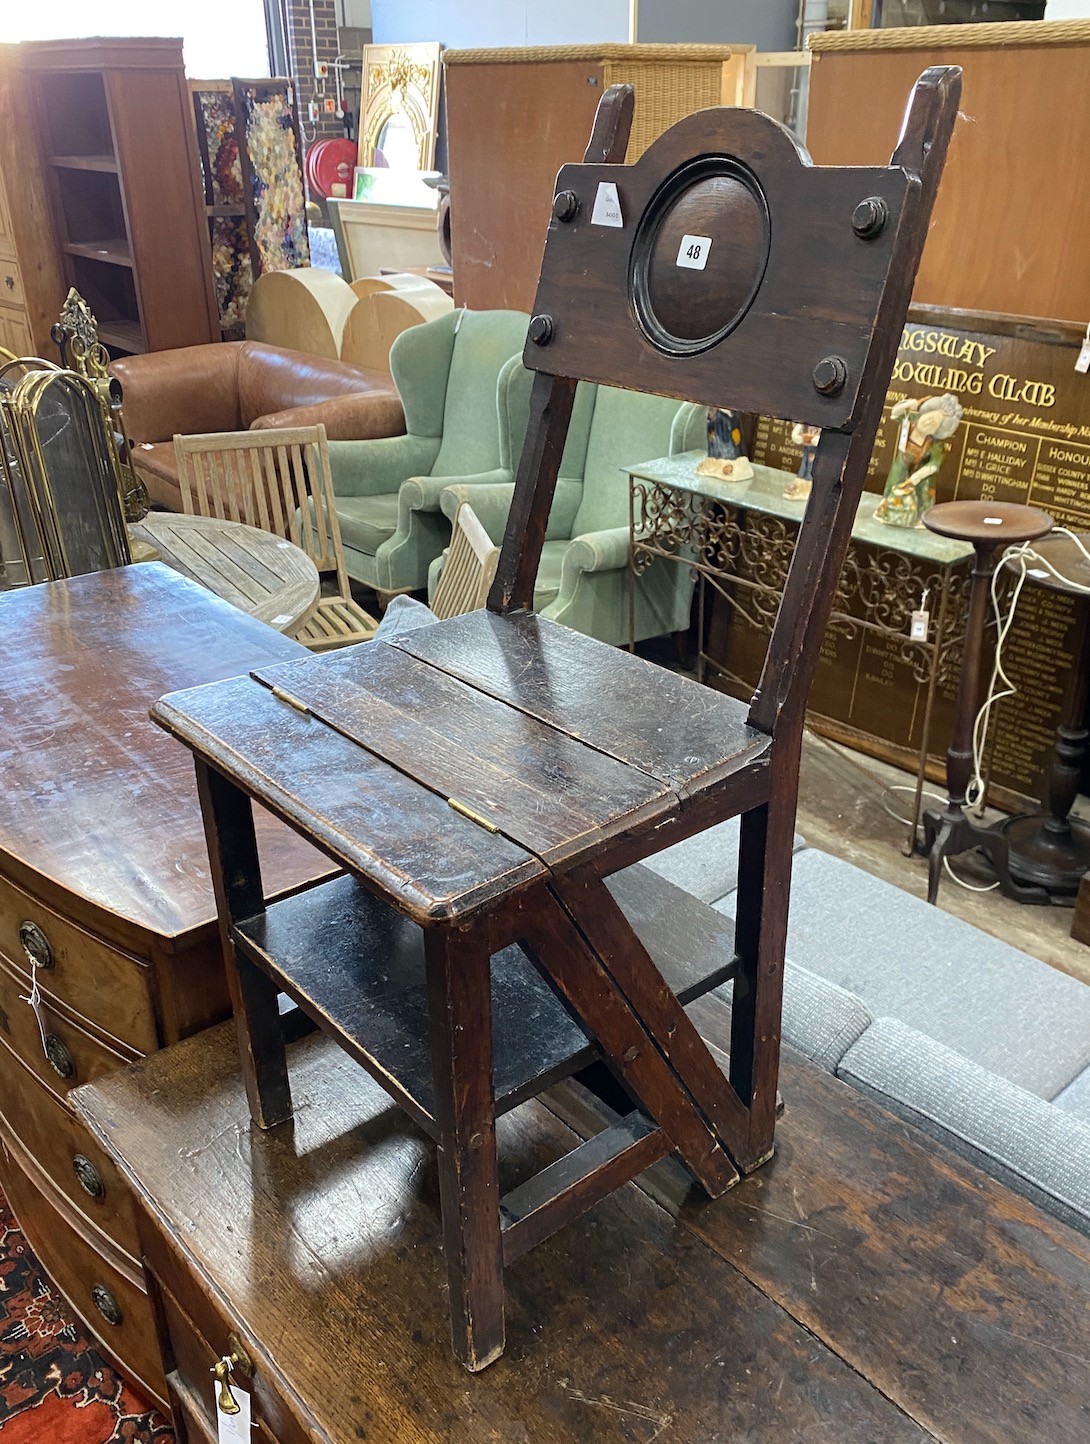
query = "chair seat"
xmin=336 ymin=494 xmax=401 ymax=559
xmin=295 ymin=595 xmax=378 ymax=651
xmin=155 ymin=610 xmax=771 ymax=921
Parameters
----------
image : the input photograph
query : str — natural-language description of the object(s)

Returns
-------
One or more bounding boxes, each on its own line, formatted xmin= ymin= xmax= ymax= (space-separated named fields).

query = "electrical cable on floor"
xmin=948 ymin=526 xmax=1090 ymax=892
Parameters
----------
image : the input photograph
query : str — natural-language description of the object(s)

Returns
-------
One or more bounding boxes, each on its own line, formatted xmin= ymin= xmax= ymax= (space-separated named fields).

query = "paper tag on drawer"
xmin=217 ymin=1387 xmax=252 ymax=1442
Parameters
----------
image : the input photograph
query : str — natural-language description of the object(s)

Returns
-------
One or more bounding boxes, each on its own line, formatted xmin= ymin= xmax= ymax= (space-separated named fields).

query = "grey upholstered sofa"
xmin=645 ymin=818 xmax=1090 ymax=1236
xmin=374 ymin=597 xmax=1090 ymax=1236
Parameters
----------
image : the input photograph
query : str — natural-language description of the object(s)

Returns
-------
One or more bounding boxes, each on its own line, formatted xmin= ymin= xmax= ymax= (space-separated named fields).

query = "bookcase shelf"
xmin=22 ymin=38 xmax=218 ymax=356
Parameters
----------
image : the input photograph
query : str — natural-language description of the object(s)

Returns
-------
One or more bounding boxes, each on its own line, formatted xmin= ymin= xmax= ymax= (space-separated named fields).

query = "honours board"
xmin=709 ymin=307 xmax=1090 ymax=807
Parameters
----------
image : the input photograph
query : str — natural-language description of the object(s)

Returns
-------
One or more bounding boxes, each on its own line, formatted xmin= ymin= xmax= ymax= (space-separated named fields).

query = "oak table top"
xmin=74 ymin=992 xmax=1090 ymax=1444
xmin=130 ymin=512 xmax=320 ymax=634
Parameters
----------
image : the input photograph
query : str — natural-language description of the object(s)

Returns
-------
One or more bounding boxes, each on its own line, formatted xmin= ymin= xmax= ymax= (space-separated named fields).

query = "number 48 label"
xmin=676 ymin=234 xmax=711 ymax=270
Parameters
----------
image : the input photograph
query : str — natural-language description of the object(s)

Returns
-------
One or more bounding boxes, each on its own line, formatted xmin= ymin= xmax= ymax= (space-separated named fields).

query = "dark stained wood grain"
xmin=487 ymin=84 xmax=631 ymax=613
xmin=526 ymin=107 xmax=914 ymax=429
xmin=0 ymin=564 xmax=328 ymax=952
xmin=152 ymin=669 xmax=545 ymax=924
xmin=74 ymin=1022 xmax=941 ymax=1444
xmin=195 ymin=759 xmax=292 ymax=1130
xmin=425 ymin=922 xmax=506 ymax=1369
xmin=395 ymin=608 xmax=770 ymax=796
xmin=230 ymin=865 xmax=738 ymax=1136
xmin=251 ymin=643 xmax=675 ymax=869
xmin=518 ymin=888 xmax=739 ymax=1198
xmin=146 ymin=72 xmax=963 ymax=1373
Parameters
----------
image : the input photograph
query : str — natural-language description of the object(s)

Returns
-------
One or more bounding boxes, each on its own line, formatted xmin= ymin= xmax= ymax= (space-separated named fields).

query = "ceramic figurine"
xmin=696 ymin=407 xmax=754 ymax=482
xmin=875 ymin=393 xmax=962 ymax=528
xmin=783 ymin=422 xmax=821 ymax=500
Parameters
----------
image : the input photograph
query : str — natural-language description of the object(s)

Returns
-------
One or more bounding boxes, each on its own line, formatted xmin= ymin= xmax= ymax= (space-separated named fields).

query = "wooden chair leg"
xmin=731 ymin=795 xmax=796 ymax=1171
xmin=194 ymin=759 xmax=292 ymax=1129
xmin=520 ymin=889 xmax=739 ymax=1197
xmin=424 ymin=924 xmax=505 ymax=1371
xmin=552 ymin=868 xmax=750 ymax=1161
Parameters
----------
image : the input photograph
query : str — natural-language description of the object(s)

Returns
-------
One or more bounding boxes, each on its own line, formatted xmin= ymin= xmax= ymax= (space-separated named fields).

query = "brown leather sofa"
xmin=111 ymin=340 xmax=405 ymax=512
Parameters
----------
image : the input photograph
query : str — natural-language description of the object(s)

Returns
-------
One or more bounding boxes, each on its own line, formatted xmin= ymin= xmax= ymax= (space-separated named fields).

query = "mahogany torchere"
xmin=921 ymin=499 xmax=1053 ymax=905
xmin=999 ymin=531 xmax=1090 ymax=897
xmin=152 ymin=72 xmax=960 ymax=1371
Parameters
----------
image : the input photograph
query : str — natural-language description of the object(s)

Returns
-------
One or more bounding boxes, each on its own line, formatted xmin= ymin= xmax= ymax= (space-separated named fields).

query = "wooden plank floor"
xmin=75 ymin=1004 xmax=1090 ymax=1443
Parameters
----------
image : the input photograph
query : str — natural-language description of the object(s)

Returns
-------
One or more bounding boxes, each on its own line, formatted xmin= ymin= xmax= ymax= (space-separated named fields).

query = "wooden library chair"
xmin=174 ymin=425 xmax=377 ymax=648
xmin=429 ymin=500 xmax=501 ymax=620
xmin=154 ymin=69 xmax=960 ymax=1371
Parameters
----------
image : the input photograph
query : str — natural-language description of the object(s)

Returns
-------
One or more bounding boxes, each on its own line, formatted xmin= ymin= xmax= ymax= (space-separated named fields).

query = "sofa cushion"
xmin=237 ymin=342 xmax=393 ymax=426
xmin=1054 ymin=1067 xmax=1090 ymax=1124
xmin=642 ymin=814 xmax=806 ymax=905
xmin=335 ymin=493 xmax=401 ymax=559
xmin=781 ymin=966 xmax=874 ymax=1073
xmin=839 ymin=1018 xmax=1090 ymax=1236
xmin=714 ymin=848 xmax=1090 ymax=1098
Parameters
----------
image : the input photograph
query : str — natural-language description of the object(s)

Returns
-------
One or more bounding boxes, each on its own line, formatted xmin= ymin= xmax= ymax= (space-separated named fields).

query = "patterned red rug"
xmin=0 ymin=1188 xmax=174 ymax=1443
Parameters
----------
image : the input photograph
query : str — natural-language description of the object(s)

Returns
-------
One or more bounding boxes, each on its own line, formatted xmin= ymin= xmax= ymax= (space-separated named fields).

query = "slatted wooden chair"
xmin=154 ymin=69 xmax=960 ymax=1373
xmin=174 ymin=425 xmax=377 ymax=649
xmin=429 ymin=500 xmax=500 ymax=620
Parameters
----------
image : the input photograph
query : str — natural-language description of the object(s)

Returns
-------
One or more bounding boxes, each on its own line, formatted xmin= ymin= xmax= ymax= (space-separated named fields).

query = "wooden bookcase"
xmin=20 ymin=38 xmax=218 ymax=356
xmin=0 ymin=46 xmax=66 ymax=357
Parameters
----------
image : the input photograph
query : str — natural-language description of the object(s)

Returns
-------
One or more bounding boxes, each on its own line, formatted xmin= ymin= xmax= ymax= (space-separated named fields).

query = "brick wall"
xmin=284 ymin=0 xmax=344 ymax=147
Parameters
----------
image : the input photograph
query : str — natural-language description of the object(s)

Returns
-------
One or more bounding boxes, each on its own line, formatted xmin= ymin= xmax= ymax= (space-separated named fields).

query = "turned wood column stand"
xmin=921 ymin=499 xmax=1053 ymax=905
xmin=997 ymin=531 xmax=1090 ymax=899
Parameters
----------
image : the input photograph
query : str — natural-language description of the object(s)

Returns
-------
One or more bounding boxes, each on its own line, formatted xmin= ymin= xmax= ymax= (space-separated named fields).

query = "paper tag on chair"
xmin=216 ymin=1386 xmax=252 ymax=1443
xmin=591 ymin=181 xmax=623 ymax=228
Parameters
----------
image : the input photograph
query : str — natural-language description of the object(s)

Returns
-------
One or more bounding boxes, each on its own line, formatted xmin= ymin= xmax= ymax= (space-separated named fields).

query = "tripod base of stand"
xmin=996 ymin=812 xmax=1090 ymax=900
xmin=922 ymin=806 xmax=1051 ymax=906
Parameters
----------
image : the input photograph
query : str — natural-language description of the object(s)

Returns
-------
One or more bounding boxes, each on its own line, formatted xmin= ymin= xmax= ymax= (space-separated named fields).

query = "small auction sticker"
xmin=591 ymin=182 xmax=623 ymax=228
xmin=217 ymin=1386 xmax=252 ymax=1443
xmin=676 ymin=234 xmax=711 ymax=270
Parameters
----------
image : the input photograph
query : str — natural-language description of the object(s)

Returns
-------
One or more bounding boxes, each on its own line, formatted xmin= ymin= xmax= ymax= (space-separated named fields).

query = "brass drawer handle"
xmin=19 ymin=921 xmax=53 ymax=970
xmin=211 ymin=1335 xmax=253 ymax=1415
xmin=43 ymin=1032 xmax=75 ymax=1079
xmin=73 ymin=1153 xmax=105 ymax=1198
xmin=91 ymin=1283 xmax=122 ymax=1326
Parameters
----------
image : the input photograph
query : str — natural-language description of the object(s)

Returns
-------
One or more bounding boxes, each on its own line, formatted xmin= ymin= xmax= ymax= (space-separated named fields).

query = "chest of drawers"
xmin=0 ymin=564 xmax=329 ymax=1405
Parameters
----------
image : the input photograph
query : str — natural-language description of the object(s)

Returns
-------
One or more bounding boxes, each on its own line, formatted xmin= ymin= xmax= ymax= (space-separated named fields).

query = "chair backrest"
xmin=431 ymin=309 xmax=531 ymax=476
xmin=487 ymin=71 xmax=961 ymax=741
xmin=430 ymin=501 xmax=500 ymax=620
xmin=174 ymin=424 xmax=351 ymax=598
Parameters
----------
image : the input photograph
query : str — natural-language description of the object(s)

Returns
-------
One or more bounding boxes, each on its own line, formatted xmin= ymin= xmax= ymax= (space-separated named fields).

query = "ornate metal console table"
xmin=628 ymin=451 xmax=975 ymax=850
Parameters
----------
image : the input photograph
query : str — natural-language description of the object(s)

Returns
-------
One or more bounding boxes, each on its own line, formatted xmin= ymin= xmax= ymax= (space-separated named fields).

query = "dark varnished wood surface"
xmin=74 ymin=1003 xmax=1090 ymax=1443
xmin=232 ymin=864 xmax=737 ymax=1136
xmin=397 ymin=609 xmax=770 ymax=795
xmin=153 ymin=668 xmax=545 ymax=924
xmin=0 ymin=565 xmax=328 ymax=950
xmin=75 ymin=1024 xmax=920 ymax=1443
xmin=252 ymin=642 xmax=675 ymax=868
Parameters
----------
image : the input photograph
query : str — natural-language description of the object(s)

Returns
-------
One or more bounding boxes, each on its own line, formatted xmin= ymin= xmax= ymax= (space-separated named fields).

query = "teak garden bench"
xmin=153 ymin=69 xmax=960 ymax=1371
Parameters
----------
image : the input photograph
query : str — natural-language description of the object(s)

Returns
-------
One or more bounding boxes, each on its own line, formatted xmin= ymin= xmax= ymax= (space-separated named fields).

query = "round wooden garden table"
xmin=130 ymin=513 xmax=319 ymax=634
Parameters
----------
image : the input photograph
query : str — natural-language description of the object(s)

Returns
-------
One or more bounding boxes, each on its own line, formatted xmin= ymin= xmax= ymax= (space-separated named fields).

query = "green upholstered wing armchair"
xmin=430 ymin=383 xmax=706 ymax=645
xmin=327 ymin=308 xmax=530 ymax=596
